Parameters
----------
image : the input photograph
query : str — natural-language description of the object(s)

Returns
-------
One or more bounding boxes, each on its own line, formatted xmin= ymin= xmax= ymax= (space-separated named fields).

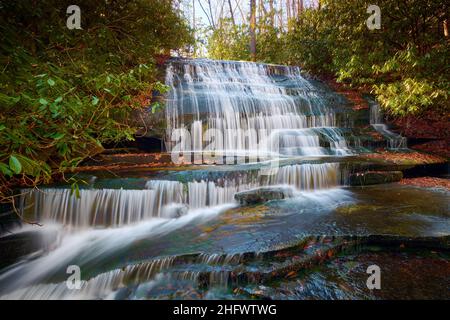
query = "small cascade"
xmin=19 ymin=189 xmax=159 ymax=229
xmin=369 ymin=100 xmax=407 ymax=149
xmin=0 ymin=256 xmax=178 ymax=300
xmin=165 ymin=59 xmax=350 ymax=157
xmin=274 ymin=127 xmax=350 ymax=156
xmin=156 ymin=162 xmax=341 ymax=206
xmin=0 ymin=237 xmax=354 ymax=300
xmin=145 ymin=180 xmax=185 ymax=207
xmin=273 ymin=163 xmax=339 ymax=190
xmin=150 ymin=162 xmax=340 ymax=209
xmin=19 ymin=163 xmax=341 ymax=228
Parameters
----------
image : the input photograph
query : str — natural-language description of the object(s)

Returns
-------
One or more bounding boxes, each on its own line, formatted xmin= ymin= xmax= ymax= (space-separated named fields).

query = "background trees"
xmin=206 ymin=0 xmax=449 ymax=117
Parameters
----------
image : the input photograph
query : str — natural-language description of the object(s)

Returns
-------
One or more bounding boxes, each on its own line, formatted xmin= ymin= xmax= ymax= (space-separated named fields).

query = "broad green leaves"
xmin=0 ymin=0 xmax=193 ymax=202
xmin=50 ymin=132 xmax=65 ymax=140
xmin=0 ymin=163 xmax=13 ymax=177
xmin=9 ymin=155 xmax=22 ymax=174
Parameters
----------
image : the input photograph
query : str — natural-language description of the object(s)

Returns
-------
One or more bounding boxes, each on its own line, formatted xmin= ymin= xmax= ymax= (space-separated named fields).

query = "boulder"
xmin=234 ymin=187 xmax=293 ymax=205
xmin=349 ymin=171 xmax=403 ymax=186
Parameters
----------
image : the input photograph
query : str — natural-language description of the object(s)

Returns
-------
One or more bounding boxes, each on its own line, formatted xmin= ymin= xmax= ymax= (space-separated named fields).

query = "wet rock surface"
xmin=241 ymin=247 xmax=449 ymax=300
xmin=349 ymin=171 xmax=403 ymax=186
xmin=2 ymin=183 xmax=448 ymax=299
xmin=234 ymin=187 xmax=294 ymax=205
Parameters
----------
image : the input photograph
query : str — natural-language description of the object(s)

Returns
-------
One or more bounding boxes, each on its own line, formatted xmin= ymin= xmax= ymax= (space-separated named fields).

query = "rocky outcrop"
xmin=234 ymin=187 xmax=293 ymax=205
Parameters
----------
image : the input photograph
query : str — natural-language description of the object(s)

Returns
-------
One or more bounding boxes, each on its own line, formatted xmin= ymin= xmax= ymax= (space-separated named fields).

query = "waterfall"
xmin=19 ymin=163 xmax=341 ymax=228
xmin=369 ymin=100 xmax=407 ymax=149
xmin=19 ymin=189 xmax=159 ymax=229
xmin=17 ymin=60 xmax=350 ymax=229
xmin=165 ymin=59 xmax=350 ymax=157
xmin=273 ymin=163 xmax=339 ymax=190
xmin=6 ymin=59 xmax=357 ymax=301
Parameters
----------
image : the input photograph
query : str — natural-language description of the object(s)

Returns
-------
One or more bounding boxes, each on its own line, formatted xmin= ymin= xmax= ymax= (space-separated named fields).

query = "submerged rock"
xmin=349 ymin=171 xmax=403 ymax=186
xmin=234 ymin=187 xmax=293 ymax=205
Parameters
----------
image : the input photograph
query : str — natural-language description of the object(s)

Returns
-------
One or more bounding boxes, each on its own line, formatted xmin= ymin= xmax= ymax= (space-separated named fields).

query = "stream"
xmin=0 ymin=59 xmax=448 ymax=300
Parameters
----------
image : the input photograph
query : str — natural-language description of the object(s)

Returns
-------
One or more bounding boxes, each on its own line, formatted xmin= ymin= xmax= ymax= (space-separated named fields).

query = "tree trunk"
xmin=207 ymin=0 xmax=216 ymax=29
xmin=278 ymin=2 xmax=283 ymax=30
xmin=291 ymin=0 xmax=296 ymax=19
xmin=444 ymin=19 xmax=449 ymax=37
xmin=227 ymin=0 xmax=235 ymax=25
xmin=297 ymin=0 xmax=303 ymax=17
xmin=235 ymin=0 xmax=246 ymax=22
xmin=269 ymin=0 xmax=274 ymax=26
xmin=193 ymin=0 xmax=196 ymax=57
xmin=198 ymin=0 xmax=215 ymax=29
xmin=250 ymin=0 xmax=257 ymax=62
xmin=286 ymin=0 xmax=291 ymax=23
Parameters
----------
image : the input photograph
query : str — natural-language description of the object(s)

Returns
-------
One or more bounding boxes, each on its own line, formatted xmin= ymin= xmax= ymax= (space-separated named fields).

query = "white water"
xmin=370 ymin=100 xmax=407 ymax=149
xmin=0 ymin=203 xmax=235 ymax=298
xmin=19 ymin=163 xmax=341 ymax=228
xmin=1 ymin=188 xmax=353 ymax=300
xmin=3 ymin=59 xmax=359 ymax=300
xmin=165 ymin=59 xmax=350 ymax=156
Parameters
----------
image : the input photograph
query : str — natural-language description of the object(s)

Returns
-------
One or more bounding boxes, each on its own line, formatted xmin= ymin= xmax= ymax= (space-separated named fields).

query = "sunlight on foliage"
xmin=0 ymin=0 xmax=193 ymax=202
xmin=207 ymin=0 xmax=449 ymax=117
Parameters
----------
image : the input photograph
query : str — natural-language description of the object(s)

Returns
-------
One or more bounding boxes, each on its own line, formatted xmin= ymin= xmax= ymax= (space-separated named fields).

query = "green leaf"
xmin=9 ymin=155 xmax=22 ymax=174
xmin=57 ymin=142 xmax=69 ymax=156
xmin=11 ymin=96 xmax=21 ymax=104
xmin=75 ymin=184 xmax=80 ymax=198
xmin=39 ymin=98 xmax=48 ymax=105
xmin=0 ymin=124 xmax=5 ymax=131
xmin=50 ymin=132 xmax=65 ymax=140
xmin=47 ymin=78 xmax=55 ymax=86
xmin=92 ymin=96 xmax=99 ymax=106
xmin=70 ymin=182 xmax=81 ymax=199
xmin=0 ymin=163 xmax=13 ymax=177
xmin=55 ymin=96 xmax=63 ymax=103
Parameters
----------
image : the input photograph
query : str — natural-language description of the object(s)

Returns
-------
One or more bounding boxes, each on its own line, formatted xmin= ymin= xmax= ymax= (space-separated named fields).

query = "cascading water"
xmin=19 ymin=163 xmax=341 ymax=228
xmin=165 ymin=59 xmax=351 ymax=157
xmin=369 ymin=99 xmax=407 ymax=149
xmin=19 ymin=188 xmax=160 ymax=229
xmin=3 ymin=59 xmax=361 ymax=300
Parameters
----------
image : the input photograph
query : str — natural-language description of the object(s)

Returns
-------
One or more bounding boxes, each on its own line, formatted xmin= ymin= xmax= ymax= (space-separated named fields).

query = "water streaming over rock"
xmin=165 ymin=59 xmax=350 ymax=156
xmin=19 ymin=163 xmax=341 ymax=228
xmin=19 ymin=189 xmax=159 ymax=228
xmin=4 ymin=59 xmax=378 ymax=300
xmin=369 ymin=99 xmax=407 ymax=149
